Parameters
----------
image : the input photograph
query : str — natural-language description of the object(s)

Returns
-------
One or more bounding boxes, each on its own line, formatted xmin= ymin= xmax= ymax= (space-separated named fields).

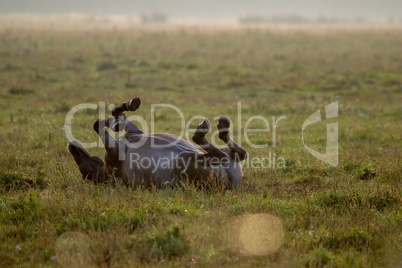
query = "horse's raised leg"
xmin=192 ymin=119 xmax=227 ymax=159
xmin=170 ymin=118 xmax=233 ymax=187
xmin=105 ymin=113 xmax=144 ymax=134
xmin=107 ymin=97 xmax=144 ymax=134
xmin=217 ymin=116 xmax=247 ymax=161
xmin=112 ymin=97 xmax=141 ymax=117
xmin=93 ymin=119 xmax=127 ymax=161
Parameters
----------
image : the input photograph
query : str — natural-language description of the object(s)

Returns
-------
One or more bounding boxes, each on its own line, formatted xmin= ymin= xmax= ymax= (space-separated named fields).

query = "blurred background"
xmin=1 ymin=0 xmax=401 ymax=25
xmin=0 ymin=1 xmax=401 ymax=268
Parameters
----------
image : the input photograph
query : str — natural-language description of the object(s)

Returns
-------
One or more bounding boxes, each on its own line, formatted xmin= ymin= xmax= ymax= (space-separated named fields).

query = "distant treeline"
xmin=239 ymin=15 xmax=402 ymax=24
xmin=140 ymin=12 xmax=168 ymax=23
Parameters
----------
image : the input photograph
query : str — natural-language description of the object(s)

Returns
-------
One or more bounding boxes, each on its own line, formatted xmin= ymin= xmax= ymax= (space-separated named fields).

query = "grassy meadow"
xmin=0 ymin=21 xmax=401 ymax=267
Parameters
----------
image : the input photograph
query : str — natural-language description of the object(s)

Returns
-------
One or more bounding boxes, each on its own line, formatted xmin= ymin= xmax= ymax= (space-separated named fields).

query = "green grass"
xmin=0 ymin=22 xmax=401 ymax=267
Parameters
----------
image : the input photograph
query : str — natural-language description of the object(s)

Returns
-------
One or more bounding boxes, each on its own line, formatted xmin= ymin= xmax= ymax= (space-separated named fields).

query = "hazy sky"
xmin=1 ymin=0 xmax=401 ymax=19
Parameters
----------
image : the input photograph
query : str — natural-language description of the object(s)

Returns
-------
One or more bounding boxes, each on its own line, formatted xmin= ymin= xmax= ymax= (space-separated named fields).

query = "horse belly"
xmin=124 ymin=148 xmax=180 ymax=186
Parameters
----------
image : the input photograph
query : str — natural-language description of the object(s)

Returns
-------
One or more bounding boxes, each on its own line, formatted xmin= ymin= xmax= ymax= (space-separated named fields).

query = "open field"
xmin=0 ymin=21 xmax=401 ymax=267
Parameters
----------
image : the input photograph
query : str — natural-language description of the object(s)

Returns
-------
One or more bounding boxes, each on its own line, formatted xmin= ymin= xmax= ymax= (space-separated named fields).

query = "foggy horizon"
xmin=1 ymin=0 xmax=401 ymax=20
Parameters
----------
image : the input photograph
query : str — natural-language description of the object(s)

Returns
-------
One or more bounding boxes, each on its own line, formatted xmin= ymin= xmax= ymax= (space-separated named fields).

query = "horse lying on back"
xmin=68 ymin=98 xmax=247 ymax=189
